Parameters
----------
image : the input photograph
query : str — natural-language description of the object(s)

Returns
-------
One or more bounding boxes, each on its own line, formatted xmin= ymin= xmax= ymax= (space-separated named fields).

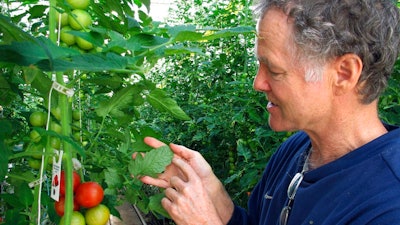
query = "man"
xmin=136 ymin=0 xmax=400 ymax=224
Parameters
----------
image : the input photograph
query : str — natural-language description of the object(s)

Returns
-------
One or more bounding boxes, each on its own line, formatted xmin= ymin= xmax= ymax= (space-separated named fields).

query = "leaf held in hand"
xmin=129 ymin=145 xmax=173 ymax=178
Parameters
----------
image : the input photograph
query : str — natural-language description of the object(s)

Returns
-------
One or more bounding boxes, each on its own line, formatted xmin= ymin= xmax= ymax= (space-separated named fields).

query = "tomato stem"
xmin=49 ymin=0 xmax=74 ymax=223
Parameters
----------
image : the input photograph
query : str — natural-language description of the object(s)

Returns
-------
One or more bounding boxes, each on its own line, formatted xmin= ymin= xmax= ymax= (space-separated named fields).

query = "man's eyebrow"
xmin=257 ymin=56 xmax=269 ymax=65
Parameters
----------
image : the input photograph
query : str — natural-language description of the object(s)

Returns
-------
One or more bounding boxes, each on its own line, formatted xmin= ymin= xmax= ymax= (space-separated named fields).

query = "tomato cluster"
xmin=55 ymin=170 xmax=110 ymax=225
xmin=57 ymin=0 xmax=95 ymax=51
xmin=25 ymin=106 xmax=84 ymax=170
xmin=25 ymin=111 xmax=49 ymax=170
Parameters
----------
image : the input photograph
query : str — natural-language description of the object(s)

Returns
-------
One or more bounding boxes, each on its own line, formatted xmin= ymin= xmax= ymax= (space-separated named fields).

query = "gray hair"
xmin=255 ymin=0 xmax=400 ymax=104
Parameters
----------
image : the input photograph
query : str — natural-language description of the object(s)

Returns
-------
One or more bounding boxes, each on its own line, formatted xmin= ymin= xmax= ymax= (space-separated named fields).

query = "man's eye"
xmin=268 ymin=68 xmax=282 ymax=76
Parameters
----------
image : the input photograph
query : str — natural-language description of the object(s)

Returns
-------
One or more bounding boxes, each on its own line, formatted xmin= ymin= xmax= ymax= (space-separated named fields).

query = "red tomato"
xmin=54 ymin=196 xmax=80 ymax=216
xmin=75 ymin=182 xmax=104 ymax=208
xmin=60 ymin=171 xmax=81 ymax=195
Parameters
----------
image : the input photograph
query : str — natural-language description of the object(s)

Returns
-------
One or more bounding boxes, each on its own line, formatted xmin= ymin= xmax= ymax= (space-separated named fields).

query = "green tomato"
xmin=66 ymin=0 xmax=90 ymax=10
xmin=28 ymin=158 xmax=42 ymax=170
xmin=50 ymin=121 xmax=62 ymax=134
xmin=72 ymin=110 xmax=80 ymax=121
xmin=29 ymin=111 xmax=47 ymax=127
xmin=73 ymin=132 xmax=81 ymax=141
xmin=76 ymin=35 xmax=94 ymax=50
xmin=51 ymin=107 xmax=62 ymax=121
xmin=26 ymin=144 xmax=44 ymax=159
xmin=55 ymin=11 xmax=69 ymax=27
xmin=60 ymin=26 xmax=76 ymax=46
xmin=60 ymin=211 xmax=85 ymax=225
xmin=30 ymin=130 xmax=42 ymax=143
xmin=68 ymin=9 xmax=92 ymax=30
xmin=50 ymin=137 xmax=61 ymax=149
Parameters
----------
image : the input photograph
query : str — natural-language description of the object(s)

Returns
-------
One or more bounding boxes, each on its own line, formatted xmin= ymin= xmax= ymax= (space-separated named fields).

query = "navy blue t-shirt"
xmin=228 ymin=125 xmax=400 ymax=224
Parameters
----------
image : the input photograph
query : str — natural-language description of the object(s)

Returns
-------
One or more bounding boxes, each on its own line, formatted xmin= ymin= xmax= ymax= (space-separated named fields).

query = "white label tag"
xmin=50 ymin=150 xmax=63 ymax=201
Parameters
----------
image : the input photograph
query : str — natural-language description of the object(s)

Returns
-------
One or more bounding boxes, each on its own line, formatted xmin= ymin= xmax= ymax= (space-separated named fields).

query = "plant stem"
xmin=49 ymin=0 xmax=74 ymax=224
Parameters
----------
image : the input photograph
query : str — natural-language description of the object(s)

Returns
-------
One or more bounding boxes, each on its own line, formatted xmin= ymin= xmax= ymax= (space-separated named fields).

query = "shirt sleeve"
xmin=226 ymin=205 xmax=250 ymax=225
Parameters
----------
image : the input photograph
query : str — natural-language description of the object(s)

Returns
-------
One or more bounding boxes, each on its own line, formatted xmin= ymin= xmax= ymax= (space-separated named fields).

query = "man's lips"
xmin=267 ymin=101 xmax=278 ymax=109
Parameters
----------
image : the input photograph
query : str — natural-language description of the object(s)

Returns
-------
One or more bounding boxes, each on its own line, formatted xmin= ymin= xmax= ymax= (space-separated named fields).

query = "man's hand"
xmin=132 ymin=137 xmax=234 ymax=224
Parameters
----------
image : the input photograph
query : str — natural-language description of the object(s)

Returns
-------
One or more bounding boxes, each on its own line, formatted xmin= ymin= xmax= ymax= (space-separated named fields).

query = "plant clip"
xmin=29 ymin=175 xmax=48 ymax=188
xmin=52 ymin=81 xmax=74 ymax=97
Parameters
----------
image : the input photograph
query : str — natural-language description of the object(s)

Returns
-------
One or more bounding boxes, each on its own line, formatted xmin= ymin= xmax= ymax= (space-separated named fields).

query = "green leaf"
xmin=95 ymin=85 xmax=142 ymax=118
xmin=149 ymin=193 xmax=171 ymax=219
xmin=39 ymin=52 xmax=129 ymax=72
xmin=129 ymin=145 xmax=173 ymax=177
xmin=165 ymin=44 xmax=204 ymax=56
xmin=202 ymin=26 xmax=255 ymax=41
xmin=127 ymin=34 xmax=169 ymax=52
xmin=167 ymin=25 xmax=255 ymax=43
xmin=16 ymin=183 xmax=34 ymax=207
xmin=0 ymin=120 xmax=11 ymax=181
xmin=28 ymin=5 xmax=48 ymax=19
xmin=104 ymin=168 xmax=123 ymax=188
xmin=146 ymin=88 xmax=191 ymax=121
xmin=0 ymin=75 xmax=18 ymax=106
xmin=0 ymin=14 xmax=37 ymax=43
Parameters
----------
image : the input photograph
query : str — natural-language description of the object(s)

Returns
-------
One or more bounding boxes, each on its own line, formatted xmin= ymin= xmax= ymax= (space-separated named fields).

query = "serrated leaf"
xmin=146 ymin=88 xmax=191 ymax=121
xmin=149 ymin=193 xmax=171 ymax=219
xmin=95 ymin=85 xmax=140 ymax=118
xmin=105 ymin=168 xmax=122 ymax=188
xmin=129 ymin=145 xmax=173 ymax=177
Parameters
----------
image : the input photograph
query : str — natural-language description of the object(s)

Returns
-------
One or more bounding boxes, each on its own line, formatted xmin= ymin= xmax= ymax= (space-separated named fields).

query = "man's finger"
xmin=144 ymin=136 xmax=166 ymax=148
xmin=170 ymin=143 xmax=197 ymax=160
xmin=140 ymin=175 xmax=169 ymax=188
xmin=171 ymin=158 xmax=198 ymax=182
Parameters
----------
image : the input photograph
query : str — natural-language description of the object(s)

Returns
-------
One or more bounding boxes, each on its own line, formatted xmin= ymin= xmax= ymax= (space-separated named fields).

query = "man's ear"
xmin=333 ymin=53 xmax=363 ymax=95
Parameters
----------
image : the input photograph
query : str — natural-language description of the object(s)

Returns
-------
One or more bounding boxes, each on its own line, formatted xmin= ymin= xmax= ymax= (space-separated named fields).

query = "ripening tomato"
xmin=54 ymin=195 xmax=80 ymax=216
xmin=59 ymin=211 xmax=85 ymax=225
xmin=60 ymin=171 xmax=81 ymax=195
xmin=85 ymin=204 xmax=110 ymax=225
xmin=75 ymin=181 xmax=104 ymax=208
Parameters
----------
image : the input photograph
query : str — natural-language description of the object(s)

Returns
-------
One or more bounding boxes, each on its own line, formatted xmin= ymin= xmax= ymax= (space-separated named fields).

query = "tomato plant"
xmin=75 ymin=181 xmax=104 ymax=208
xmin=0 ymin=0 xmax=256 ymax=224
xmin=85 ymin=204 xmax=110 ymax=225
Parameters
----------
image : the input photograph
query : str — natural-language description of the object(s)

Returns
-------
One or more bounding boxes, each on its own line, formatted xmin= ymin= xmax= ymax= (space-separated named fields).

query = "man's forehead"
xmin=255 ymin=8 xmax=292 ymax=40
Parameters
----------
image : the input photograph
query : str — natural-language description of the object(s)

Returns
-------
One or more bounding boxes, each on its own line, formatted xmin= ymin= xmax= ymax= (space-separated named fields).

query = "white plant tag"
xmin=50 ymin=150 xmax=63 ymax=201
